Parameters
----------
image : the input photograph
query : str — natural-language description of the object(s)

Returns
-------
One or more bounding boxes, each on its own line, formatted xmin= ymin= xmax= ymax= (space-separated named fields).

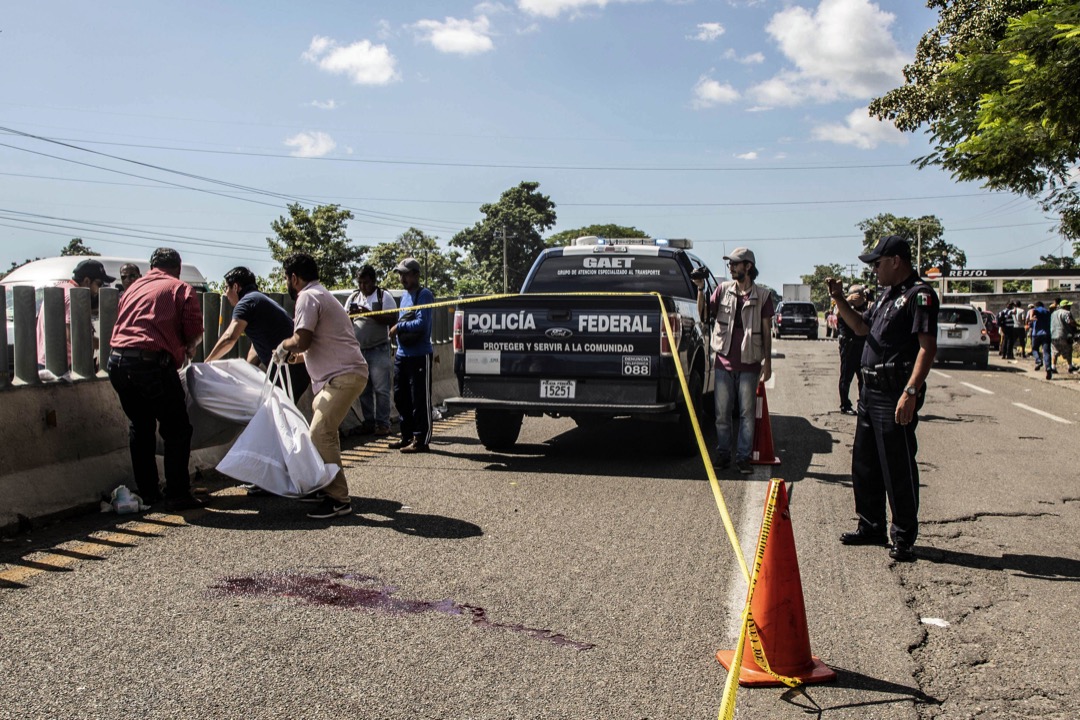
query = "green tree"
xmin=857 ymin=214 xmax=967 ymax=276
xmin=364 ymin=228 xmax=464 ymax=297
xmin=1033 ymin=253 xmax=1077 ymax=269
xmin=869 ymin=0 xmax=1080 ymax=245
xmin=545 ymin=224 xmax=649 ymax=247
xmin=1 ymin=257 xmax=42 ymax=280
xmin=800 ymin=263 xmax=846 ymax=310
xmin=60 ymin=238 xmax=98 ymax=256
xmin=450 ymin=181 xmax=557 ymax=294
xmin=266 ymin=203 xmax=365 ymax=289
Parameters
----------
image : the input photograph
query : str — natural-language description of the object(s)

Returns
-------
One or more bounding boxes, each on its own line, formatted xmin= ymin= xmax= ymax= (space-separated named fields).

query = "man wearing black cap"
xmin=389 ymin=257 xmax=435 ymax=453
xmin=35 ymin=258 xmax=114 ymax=371
xmin=826 ymin=235 xmax=938 ymax=562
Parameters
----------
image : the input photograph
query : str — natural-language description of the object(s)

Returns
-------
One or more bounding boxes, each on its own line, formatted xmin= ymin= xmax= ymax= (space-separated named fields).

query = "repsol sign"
xmin=948 ymin=269 xmax=989 ymax=278
xmin=467 ymin=312 xmax=537 ymax=331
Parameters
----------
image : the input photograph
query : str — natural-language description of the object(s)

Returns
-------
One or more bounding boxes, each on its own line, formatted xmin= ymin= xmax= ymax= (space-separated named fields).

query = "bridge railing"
xmin=1 ymin=287 xmax=456 ymax=391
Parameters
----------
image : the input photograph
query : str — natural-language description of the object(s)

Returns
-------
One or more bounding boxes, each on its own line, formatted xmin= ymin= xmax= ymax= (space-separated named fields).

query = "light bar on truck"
xmin=572 ymin=236 xmax=693 ymax=249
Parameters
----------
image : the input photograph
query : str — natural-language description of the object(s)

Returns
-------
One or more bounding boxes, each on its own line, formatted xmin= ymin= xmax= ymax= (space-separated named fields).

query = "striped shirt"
xmin=111 ymin=269 xmax=203 ymax=368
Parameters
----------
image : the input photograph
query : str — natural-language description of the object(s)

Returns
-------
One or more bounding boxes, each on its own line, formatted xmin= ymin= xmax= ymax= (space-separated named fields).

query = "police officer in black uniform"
xmin=826 ymin=235 xmax=938 ymax=562
xmin=836 ymin=285 xmax=868 ymax=415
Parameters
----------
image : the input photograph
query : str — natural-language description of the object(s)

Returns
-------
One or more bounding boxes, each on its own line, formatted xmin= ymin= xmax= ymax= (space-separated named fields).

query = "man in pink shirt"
xmin=276 ymin=253 xmax=368 ymax=520
xmin=108 ymin=248 xmax=204 ymax=510
xmin=35 ymin=259 xmax=114 ymax=370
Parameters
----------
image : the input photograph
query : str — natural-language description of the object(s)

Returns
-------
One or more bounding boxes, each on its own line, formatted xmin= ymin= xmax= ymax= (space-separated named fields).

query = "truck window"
xmin=526 ymin=255 xmax=692 ymax=296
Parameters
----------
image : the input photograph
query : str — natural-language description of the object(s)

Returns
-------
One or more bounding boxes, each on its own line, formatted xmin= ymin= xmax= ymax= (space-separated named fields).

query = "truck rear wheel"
xmin=476 ymin=409 xmax=524 ymax=450
xmin=670 ymin=365 xmax=705 ymax=456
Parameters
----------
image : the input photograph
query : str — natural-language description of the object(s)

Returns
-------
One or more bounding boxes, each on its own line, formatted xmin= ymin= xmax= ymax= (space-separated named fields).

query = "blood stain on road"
xmin=211 ymin=570 xmax=595 ymax=651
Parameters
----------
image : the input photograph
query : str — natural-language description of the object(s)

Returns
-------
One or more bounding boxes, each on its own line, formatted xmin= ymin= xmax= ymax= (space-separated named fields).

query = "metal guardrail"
xmin=1 ymin=288 xmax=455 ymax=390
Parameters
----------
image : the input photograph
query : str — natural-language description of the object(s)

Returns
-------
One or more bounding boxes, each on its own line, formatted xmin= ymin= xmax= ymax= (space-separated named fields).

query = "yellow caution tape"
xmin=353 ymin=289 xmax=796 ymax=714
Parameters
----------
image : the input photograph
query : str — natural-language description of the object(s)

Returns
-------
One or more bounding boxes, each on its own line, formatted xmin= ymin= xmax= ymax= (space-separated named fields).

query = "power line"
xmin=0 ymin=169 xmax=1009 ymax=208
xmin=0 ymin=128 xmax=911 ymax=172
xmin=0 ymin=127 xmax=466 ymax=232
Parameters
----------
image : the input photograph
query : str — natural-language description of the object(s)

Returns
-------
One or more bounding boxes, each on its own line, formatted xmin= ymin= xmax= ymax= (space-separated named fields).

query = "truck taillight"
xmin=660 ymin=313 xmax=682 ymax=356
xmin=453 ymin=310 xmax=464 ymax=353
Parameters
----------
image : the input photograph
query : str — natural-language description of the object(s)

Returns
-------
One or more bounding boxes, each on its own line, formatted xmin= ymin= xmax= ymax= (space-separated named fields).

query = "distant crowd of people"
xmin=995 ymin=299 xmax=1077 ymax=379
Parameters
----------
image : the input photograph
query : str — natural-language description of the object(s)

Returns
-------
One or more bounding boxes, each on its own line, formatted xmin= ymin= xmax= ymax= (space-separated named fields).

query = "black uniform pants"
xmin=107 ymin=355 xmax=193 ymax=503
xmin=394 ymin=353 xmax=433 ymax=446
xmin=851 ymin=386 xmax=922 ymax=547
xmin=838 ymin=339 xmax=864 ymax=410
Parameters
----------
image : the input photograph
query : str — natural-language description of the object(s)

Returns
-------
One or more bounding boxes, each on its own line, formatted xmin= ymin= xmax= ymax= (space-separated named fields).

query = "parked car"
xmin=774 ymin=301 xmax=819 ymax=339
xmin=936 ymin=303 xmax=990 ymax=368
xmin=980 ymin=310 xmax=1000 ymax=350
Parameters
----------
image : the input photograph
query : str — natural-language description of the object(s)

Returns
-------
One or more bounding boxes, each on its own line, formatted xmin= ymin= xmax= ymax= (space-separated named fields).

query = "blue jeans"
xmin=360 ymin=342 xmax=393 ymax=427
xmin=714 ymin=366 xmax=758 ymax=462
xmin=1032 ymin=334 xmax=1051 ymax=370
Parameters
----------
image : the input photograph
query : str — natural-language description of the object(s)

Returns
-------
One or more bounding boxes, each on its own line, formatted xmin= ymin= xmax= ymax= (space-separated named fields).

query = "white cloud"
xmin=284 ymin=131 xmax=337 ymax=158
xmin=692 ymin=76 xmax=739 ymax=108
xmin=811 ymin=106 xmax=907 ymax=149
xmin=735 ymin=151 xmax=758 ymax=160
xmin=302 ymin=35 xmax=400 ymax=85
xmin=307 ymin=99 xmax=339 ymax=110
xmin=723 ymin=48 xmax=765 ymax=64
xmin=475 ymin=1 xmax=512 ymax=13
xmin=376 ymin=20 xmax=394 ymax=40
xmin=690 ymin=22 xmax=725 ymax=42
xmin=518 ymin=0 xmax=640 ymax=19
xmin=413 ymin=16 xmax=495 ymax=55
xmin=749 ymin=0 xmax=906 ymax=107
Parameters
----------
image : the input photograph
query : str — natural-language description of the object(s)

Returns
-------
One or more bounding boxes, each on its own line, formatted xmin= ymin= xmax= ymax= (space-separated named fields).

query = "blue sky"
xmin=0 ymin=0 xmax=1068 ymax=288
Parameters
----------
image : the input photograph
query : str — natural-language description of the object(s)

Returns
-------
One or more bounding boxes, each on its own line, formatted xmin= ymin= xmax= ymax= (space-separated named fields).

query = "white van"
xmin=2 ymin=255 xmax=209 ymax=294
xmin=2 ymin=255 xmax=209 ymax=340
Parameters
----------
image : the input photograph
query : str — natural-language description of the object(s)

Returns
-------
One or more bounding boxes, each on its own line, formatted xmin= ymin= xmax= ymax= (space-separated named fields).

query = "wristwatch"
xmin=904 ymin=386 xmax=918 ymax=397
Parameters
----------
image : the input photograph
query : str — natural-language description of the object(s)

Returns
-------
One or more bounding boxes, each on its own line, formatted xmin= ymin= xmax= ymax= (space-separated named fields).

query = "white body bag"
xmin=215 ymin=357 xmax=339 ymax=497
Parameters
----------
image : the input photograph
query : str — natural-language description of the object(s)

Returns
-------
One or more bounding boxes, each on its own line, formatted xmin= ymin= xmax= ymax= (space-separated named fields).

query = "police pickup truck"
xmin=446 ymin=236 xmax=717 ymax=453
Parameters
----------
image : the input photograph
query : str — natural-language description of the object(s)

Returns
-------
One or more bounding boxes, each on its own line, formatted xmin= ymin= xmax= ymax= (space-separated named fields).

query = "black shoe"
xmin=889 ymin=544 xmax=916 ymax=562
xmin=241 ymin=483 xmax=269 ymax=496
xmin=840 ymin=529 xmax=888 ymax=546
xmin=839 ymin=407 xmax=857 ymax=416
xmin=714 ymin=455 xmax=731 ymax=470
xmin=735 ymin=459 xmax=753 ymax=475
xmin=306 ymin=498 xmax=352 ymax=519
xmin=1046 ymin=371 xmax=1053 ymax=380
xmin=400 ymin=442 xmax=429 ymax=454
xmin=387 ymin=438 xmax=413 ymax=450
xmin=164 ymin=494 xmax=207 ymax=511
xmin=298 ymin=491 xmax=329 ymax=503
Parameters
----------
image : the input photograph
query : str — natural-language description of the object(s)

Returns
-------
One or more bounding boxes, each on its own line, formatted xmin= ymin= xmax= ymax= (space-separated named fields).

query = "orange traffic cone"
xmin=750 ymin=382 xmax=781 ymax=465
xmin=716 ymin=481 xmax=836 ymax=687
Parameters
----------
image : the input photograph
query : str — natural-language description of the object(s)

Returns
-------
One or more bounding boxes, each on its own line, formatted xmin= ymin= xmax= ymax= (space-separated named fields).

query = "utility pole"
xmin=916 ymin=224 xmax=922 ymax=275
xmin=497 ymin=228 xmax=508 ymax=294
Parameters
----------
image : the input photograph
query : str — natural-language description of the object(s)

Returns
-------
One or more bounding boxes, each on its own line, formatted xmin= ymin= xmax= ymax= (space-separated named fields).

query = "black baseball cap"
xmin=73 ymin=259 xmax=116 ymax=284
xmin=859 ymin=235 xmax=912 ymax=264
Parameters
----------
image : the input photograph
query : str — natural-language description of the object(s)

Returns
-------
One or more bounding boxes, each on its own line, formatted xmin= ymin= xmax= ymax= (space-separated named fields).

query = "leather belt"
xmin=110 ymin=347 xmax=165 ymax=361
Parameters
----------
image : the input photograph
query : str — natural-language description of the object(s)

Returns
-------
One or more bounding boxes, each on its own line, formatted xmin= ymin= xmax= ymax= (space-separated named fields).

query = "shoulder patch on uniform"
xmin=915 ymin=290 xmax=933 ymax=307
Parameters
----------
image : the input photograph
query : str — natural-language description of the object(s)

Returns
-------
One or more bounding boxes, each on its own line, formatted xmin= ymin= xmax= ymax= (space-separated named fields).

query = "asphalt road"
xmin=1 ymin=338 xmax=1077 ymax=719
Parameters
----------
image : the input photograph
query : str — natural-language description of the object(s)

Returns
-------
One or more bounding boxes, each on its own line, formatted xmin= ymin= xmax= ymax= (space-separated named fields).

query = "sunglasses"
xmin=727 ymin=261 xmax=745 ymax=267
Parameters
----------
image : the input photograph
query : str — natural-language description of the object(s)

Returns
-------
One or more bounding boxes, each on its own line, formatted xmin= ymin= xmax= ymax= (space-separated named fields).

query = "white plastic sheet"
xmin=215 ymin=358 xmax=338 ymax=498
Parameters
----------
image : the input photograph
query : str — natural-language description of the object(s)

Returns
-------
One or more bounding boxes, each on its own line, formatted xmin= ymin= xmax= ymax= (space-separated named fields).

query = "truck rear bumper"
xmin=444 ymin=397 xmax=677 ymax=414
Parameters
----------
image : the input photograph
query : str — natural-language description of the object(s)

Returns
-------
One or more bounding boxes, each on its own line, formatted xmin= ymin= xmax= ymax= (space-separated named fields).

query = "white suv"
xmin=936 ymin=303 xmax=990 ymax=369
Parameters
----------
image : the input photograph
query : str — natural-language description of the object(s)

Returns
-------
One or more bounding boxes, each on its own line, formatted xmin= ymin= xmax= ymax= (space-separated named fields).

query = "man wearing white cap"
xmin=694 ymin=247 xmax=773 ymax=475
